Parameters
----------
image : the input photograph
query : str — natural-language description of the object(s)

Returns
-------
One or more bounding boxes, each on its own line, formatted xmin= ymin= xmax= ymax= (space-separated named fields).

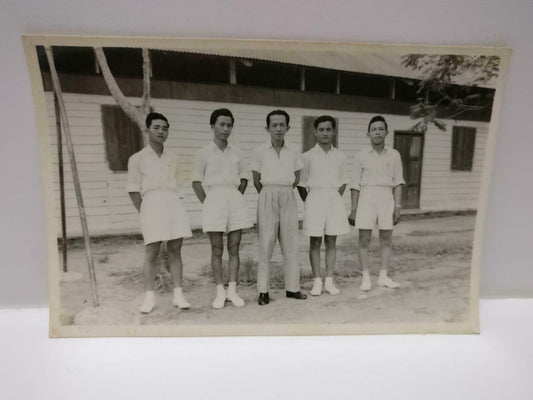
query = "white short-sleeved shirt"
xmin=191 ymin=142 xmax=248 ymax=188
xmin=350 ymin=146 xmax=405 ymax=191
xmin=127 ymin=145 xmax=183 ymax=197
xmin=301 ymin=144 xmax=347 ymax=189
xmin=250 ymin=141 xmax=303 ymax=185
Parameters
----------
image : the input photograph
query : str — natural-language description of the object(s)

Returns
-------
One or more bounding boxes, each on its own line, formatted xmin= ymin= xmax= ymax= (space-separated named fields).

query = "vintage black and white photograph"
xmin=22 ymin=35 xmax=510 ymax=337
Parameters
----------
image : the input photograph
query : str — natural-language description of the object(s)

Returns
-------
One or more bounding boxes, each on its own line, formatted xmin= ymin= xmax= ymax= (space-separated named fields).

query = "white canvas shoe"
xmin=360 ymin=272 xmax=371 ymax=291
xmin=173 ymin=288 xmax=191 ymax=309
xmin=324 ymin=277 xmax=340 ymax=295
xmin=213 ymin=285 xmax=226 ymax=309
xmin=377 ymin=275 xmax=400 ymax=289
xmin=139 ymin=291 xmax=155 ymax=314
xmin=226 ymin=282 xmax=245 ymax=307
xmin=226 ymin=291 xmax=245 ymax=307
xmin=310 ymin=278 xmax=322 ymax=296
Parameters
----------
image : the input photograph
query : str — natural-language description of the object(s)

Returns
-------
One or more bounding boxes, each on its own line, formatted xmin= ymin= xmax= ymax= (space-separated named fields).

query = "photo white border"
xmin=21 ymin=34 xmax=511 ymax=337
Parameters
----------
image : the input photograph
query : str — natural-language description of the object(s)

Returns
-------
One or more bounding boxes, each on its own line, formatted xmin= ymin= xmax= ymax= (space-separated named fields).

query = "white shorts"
xmin=304 ymin=188 xmax=350 ymax=237
xmin=355 ymin=186 xmax=394 ymax=230
xmin=202 ymin=186 xmax=252 ymax=233
xmin=140 ymin=190 xmax=192 ymax=245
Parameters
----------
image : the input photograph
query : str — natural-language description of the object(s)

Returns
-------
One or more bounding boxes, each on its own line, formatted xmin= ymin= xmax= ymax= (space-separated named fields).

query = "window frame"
xmin=451 ymin=126 xmax=476 ymax=171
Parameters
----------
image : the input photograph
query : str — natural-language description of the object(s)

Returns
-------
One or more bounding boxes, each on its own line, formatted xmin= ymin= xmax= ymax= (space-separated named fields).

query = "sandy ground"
xmin=59 ymin=214 xmax=474 ymax=327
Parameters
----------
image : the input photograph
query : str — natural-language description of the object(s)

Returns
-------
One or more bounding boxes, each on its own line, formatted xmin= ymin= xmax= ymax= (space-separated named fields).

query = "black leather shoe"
xmin=286 ymin=291 xmax=307 ymax=300
xmin=258 ymin=293 xmax=270 ymax=306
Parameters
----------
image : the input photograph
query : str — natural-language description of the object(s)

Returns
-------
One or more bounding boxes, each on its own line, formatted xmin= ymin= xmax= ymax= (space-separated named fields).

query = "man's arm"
xmin=393 ymin=184 xmax=403 ymax=225
xmin=252 ymin=171 xmax=262 ymax=193
xmin=348 ymin=189 xmax=360 ymax=226
xmin=297 ymin=185 xmax=307 ymax=202
xmin=128 ymin=192 xmax=142 ymax=212
xmin=192 ymin=181 xmax=207 ymax=204
xmin=238 ymin=178 xmax=248 ymax=195
xmin=293 ymin=169 xmax=301 ymax=188
xmin=338 ymin=183 xmax=347 ymax=197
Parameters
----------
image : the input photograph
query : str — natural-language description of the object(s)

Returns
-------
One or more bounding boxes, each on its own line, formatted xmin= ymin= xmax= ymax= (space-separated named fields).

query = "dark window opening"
xmin=340 ymin=72 xmax=392 ymax=98
xmin=151 ymin=51 xmax=229 ymax=84
xmin=451 ymin=126 xmax=476 ymax=171
xmin=236 ymin=59 xmax=300 ymax=90
xmin=305 ymin=67 xmax=337 ymax=93
xmin=101 ymin=48 xmax=143 ymax=78
xmin=101 ymin=105 xmax=144 ymax=171
xmin=37 ymin=45 xmax=96 ymax=75
xmin=394 ymin=78 xmax=423 ymax=102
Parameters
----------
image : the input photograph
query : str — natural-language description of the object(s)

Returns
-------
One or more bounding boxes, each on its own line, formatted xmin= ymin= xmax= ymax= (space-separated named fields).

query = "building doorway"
xmin=394 ymin=131 xmax=424 ymax=209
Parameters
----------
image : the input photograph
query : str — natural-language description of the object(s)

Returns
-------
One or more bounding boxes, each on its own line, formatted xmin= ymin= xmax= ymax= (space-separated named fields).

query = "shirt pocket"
xmin=228 ymin=154 xmax=240 ymax=177
xmin=165 ymin=161 xmax=178 ymax=186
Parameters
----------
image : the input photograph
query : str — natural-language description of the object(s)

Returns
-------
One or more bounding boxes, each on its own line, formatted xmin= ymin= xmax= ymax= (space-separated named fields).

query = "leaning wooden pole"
xmin=45 ymin=46 xmax=100 ymax=307
xmin=54 ymin=93 xmax=68 ymax=273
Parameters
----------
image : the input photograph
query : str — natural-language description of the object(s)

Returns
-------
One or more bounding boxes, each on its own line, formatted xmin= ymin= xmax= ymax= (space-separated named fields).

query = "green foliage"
xmin=401 ymin=54 xmax=500 ymax=132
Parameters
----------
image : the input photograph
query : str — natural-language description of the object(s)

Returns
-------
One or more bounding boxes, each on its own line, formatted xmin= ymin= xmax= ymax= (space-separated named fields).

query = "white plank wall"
xmin=45 ymin=93 xmax=488 ymax=237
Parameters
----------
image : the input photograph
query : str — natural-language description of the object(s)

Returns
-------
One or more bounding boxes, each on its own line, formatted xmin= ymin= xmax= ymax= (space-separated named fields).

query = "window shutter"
xmin=101 ymin=105 xmax=144 ymax=171
xmin=463 ymin=128 xmax=476 ymax=170
xmin=452 ymin=126 xmax=476 ymax=171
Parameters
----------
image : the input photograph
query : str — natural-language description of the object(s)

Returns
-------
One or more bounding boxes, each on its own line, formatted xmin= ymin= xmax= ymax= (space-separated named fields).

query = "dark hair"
xmin=210 ymin=108 xmax=235 ymax=125
xmin=314 ymin=115 xmax=336 ymax=130
xmin=145 ymin=112 xmax=169 ymax=128
xmin=266 ymin=109 xmax=290 ymax=127
xmin=368 ymin=115 xmax=388 ymax=131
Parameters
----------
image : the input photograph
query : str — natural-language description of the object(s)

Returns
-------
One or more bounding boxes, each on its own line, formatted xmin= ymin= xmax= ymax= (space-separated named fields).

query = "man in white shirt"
xmin=192 ymin=108 xmax=252 ymax=309
xmin=348 ymin=115 xmax=405 ymax=291
xmin=127 ymin=112 xmax=192 ymax=314
xmin=297 ymin=115 xmax=350 ymax=296
xmin=251 ymin=109 xmax=307 ymax=305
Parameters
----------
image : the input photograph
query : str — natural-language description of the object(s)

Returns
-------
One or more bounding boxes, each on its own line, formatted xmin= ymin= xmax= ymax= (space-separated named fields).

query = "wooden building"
xmin=37 ymin=47 xmax=493 ymax=236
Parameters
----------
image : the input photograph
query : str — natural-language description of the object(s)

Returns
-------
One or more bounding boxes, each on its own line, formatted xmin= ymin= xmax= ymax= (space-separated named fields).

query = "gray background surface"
xmin=1 ymin=0 xmax=532 ymax=307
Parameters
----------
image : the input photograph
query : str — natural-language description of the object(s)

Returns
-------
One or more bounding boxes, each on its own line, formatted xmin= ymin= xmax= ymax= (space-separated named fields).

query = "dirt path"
xmin=60 ymin=214 xmax=475 ymax=326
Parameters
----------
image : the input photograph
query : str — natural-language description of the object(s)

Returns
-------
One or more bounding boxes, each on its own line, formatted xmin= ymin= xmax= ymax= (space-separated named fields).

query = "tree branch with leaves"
xmin=401 ymin=54 xmax=500 ymax=132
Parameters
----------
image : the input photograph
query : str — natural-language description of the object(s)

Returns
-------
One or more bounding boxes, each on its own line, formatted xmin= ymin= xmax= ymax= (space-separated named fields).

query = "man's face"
xmin=314 ymin=121 xmax=335 ymax=145
xmin=212 ymin=115 xmax=233 ymax=142
xmin=147 ymin=119 xmax=169 ymax=145
xmin=367 ymin=120 xmax=388 ymax=146
xmin=266 ymin=114 xmax=289 ymax=142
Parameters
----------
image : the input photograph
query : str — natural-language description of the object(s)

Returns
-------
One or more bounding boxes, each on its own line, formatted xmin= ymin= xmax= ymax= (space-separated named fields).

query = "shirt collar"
xmin=313 ymin=143 xmax=336 ymax=155
xmin=267 ymin=140 xmax=288 ymax=149
xmin=368 ymin=145 xmax=389 ymax=154
xmin=144 ymin=144 xmax=167 ymax=157
xmin=210 ymin=141 xmax=232 ymax=152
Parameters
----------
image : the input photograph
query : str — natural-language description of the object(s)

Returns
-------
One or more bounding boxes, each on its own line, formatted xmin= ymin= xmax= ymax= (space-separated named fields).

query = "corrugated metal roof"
xmin=178 ymin=48 xmax=496 ymax=88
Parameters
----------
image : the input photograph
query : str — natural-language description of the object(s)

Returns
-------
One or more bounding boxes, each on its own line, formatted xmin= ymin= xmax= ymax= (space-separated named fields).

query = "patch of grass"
xmin=199 ymin=257 xmax=316 ymax=289
xmin=97 ymin=254 xmax=110 ymax=263
xmin=110 ymin=269 xmax=198 ymax=294
xmin=393 ymin=238 xmax=472 ymax=257
xmin=407 ymin=228 xmax=474 ymax=237
xmin=401 ymin=209 xmax=476 ymax=221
